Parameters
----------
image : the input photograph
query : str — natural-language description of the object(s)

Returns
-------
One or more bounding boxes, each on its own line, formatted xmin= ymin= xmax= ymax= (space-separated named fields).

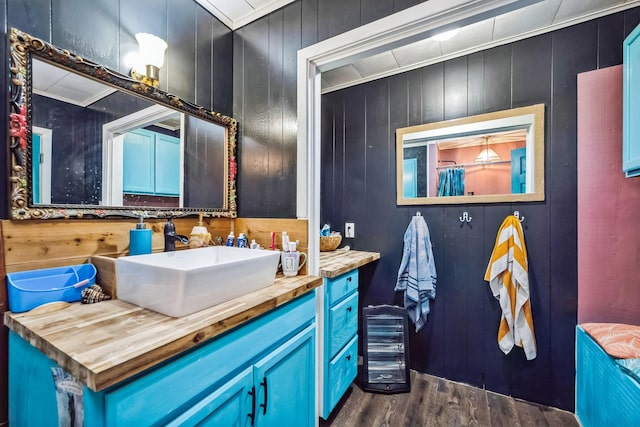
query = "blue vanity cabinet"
xmin=623 ymin=23 xmax=640 ymax=177
xmin=322 ymin=269 xmax=359 ymax=419
xmin=9 ymin=292 xmax=316 ymax=427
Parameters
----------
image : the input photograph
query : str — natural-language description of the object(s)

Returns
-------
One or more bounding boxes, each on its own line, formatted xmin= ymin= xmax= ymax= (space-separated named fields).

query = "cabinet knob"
xmin=347 ymin=306 xmax=352 ymax=312
xmin=346 ymin=354 xmax=351 ymax=361
xmin=347 ymin=277 xmax=352 ymax=282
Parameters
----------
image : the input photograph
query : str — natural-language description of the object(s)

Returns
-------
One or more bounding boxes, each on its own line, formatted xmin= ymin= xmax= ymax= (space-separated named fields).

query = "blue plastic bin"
xmin=7 ymin=264 xmax=97 ymax=313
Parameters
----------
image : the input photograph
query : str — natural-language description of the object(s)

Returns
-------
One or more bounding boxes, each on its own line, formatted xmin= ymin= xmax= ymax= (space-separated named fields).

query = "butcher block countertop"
xmin=319 ymin=249 xmax=380 ymax=279
xmin=4 ymin=274 xmax=321 ymax=392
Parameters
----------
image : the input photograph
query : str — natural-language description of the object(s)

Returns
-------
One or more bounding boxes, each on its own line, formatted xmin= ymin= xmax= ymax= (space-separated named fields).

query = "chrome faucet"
xmin=164 ymin=217 xmax=189 ymax=251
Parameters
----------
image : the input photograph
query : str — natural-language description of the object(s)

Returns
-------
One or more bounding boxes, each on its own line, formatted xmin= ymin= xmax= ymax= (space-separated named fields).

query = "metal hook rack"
xmin=514 ymin=211 xmax=525 ymax=222
xmin=459 ymin=211 xmax=472 ymax=223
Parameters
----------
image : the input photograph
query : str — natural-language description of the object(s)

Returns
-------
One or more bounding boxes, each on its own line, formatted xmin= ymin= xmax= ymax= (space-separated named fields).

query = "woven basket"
xmin=320 ymin=234 xmax=342 ymax=252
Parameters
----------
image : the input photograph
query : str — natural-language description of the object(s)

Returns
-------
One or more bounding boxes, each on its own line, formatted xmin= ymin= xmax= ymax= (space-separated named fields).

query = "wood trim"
xmin=1 ymin=216 xmax=307 ymax=282
xmin=1 ymin=217 xmax=234 ymax=273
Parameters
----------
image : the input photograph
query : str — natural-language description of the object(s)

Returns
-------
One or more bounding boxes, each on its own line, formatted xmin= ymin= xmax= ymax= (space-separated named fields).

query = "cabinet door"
xmin=254 ymin=324 xmax=315 ymax=427
xmin=123 ymin=129 xmax=155 ymax=193
xmin=166 ymin=367 xmax=254 ymax=427
xmin=624 ymin=24 xmax=640 ymax=177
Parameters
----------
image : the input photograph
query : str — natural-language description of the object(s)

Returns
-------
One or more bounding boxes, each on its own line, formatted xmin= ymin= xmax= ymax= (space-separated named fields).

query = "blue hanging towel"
xmin=395 ymin=214 xmax=437 ymax=332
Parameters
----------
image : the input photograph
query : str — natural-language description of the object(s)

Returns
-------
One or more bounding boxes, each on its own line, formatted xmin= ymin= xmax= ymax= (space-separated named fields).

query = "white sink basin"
xmin=116 ymin=246 xmax=280 ymax=317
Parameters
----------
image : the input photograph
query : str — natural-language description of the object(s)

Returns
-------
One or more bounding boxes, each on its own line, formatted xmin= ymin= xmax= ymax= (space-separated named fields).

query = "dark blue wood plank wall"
xmin=233 ymin=0 xmax=428 ymax=217
xmin=233 ymin=1 xmax=640 ymax=411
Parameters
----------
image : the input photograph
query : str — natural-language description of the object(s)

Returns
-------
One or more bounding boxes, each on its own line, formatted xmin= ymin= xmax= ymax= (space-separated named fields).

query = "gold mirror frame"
xmin=396 ymin=104 xmax=545 ymax=205
xmin=8 ymin=28 xmax=237 ymax=220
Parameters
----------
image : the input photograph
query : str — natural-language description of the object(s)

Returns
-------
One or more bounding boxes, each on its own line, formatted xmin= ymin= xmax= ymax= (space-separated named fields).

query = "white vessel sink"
xmin=116 ymin=246 xmax=280 ymax=317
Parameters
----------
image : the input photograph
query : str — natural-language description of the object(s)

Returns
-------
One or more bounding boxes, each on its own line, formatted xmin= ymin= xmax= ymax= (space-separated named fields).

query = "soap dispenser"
xmin=189 ymin=212 xmax=212 ymax=248
xmin=130 ymin=215 xmax=152 ymax=255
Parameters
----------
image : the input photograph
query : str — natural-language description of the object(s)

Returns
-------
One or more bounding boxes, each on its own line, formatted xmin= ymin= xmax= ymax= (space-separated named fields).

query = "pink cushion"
xmin=582 ymin=323 xmax=640 ymax=359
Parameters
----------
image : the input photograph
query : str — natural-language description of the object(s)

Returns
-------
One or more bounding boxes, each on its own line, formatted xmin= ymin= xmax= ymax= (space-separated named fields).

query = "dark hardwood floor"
xmin=320 ymin=371 xmax=579 ymax=427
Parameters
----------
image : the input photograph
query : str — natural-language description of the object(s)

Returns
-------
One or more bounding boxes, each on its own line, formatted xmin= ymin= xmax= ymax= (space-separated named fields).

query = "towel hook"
xmin=459 ymin=211 xmax=472 ymax=223
xmin=513 ymin=211 xmax=525 ymax=222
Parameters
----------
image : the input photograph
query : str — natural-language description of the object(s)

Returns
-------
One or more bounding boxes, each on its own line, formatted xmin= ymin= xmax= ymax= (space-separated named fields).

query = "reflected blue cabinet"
xmin=403 ymin=159 xmax=418 ymax=198
xmin=123 ymin=129 xmax=180 ymax=195
xmin=623 ymin=24 xmax=640 ymax=177
xmin=9 ymin=292 xmax=316 ymax=426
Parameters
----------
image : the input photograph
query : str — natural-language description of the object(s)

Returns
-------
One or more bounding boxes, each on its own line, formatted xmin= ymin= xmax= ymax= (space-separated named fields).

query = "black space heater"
xmin=362 ymin=305 xmax=411 ymax=393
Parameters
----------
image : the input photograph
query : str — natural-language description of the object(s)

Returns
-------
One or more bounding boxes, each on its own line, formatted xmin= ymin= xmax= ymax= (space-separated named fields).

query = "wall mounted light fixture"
xmin=131 ymin=33 xmax=167 ymax=88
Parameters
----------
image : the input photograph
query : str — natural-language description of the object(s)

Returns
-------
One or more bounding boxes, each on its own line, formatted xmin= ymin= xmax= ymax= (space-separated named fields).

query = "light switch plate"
xmin=345 ymin=222 xmax=355 ymax=238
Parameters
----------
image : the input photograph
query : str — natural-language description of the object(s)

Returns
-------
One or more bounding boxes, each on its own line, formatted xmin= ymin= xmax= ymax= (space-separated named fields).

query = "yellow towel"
xmin=484 ymin=215 xmax=537 ymax=360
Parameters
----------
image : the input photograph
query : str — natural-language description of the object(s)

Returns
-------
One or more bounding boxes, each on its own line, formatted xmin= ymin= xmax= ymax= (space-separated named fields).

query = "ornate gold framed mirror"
xmin=8 ymin=28 xmax=237 ymax=220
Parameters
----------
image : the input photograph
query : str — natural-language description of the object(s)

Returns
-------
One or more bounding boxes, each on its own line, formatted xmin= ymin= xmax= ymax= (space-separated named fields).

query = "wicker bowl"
xmin=320 ymin=234 xmax=342 ymax=252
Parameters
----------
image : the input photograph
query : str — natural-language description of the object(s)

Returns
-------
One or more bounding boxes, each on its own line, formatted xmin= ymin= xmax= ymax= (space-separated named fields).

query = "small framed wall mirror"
xmin=396 ymin=104 xmax=545 ymax=205
xmin=8 ymin=28 xmax=238 ymax=220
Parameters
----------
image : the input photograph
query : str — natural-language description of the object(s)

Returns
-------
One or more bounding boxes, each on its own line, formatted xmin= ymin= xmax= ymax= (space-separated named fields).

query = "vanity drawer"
xmin=327 ymin=270 xmax=358 ymax=306
xmin=328 ymin=291 xmax=358 ymax=357
xmin=327 ymin=335 xmax=358 ymax=414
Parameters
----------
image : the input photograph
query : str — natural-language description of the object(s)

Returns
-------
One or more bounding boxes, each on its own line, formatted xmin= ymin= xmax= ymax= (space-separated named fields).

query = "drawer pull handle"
xmin=347 ymin=277 xmax=352 ymax=282
xmin=347 ymin=306 xmax=352 ymax=312
xmin=346 ymin=354 xmax=351 ymax=361
xmin=259 ymin=377 xmax=268 ymax=415
xmin=248 ymin=386 xmax=256 ymax=426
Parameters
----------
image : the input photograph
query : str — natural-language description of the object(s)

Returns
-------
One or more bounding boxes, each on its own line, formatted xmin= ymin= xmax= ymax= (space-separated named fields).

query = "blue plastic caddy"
xmin=6 ymin=264 xmax=97 ymax=313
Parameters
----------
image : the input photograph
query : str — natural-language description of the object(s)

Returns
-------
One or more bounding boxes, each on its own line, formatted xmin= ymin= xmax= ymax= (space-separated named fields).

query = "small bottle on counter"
xmin=237 ymin=233 xmax=248 ymax=248
xmin=226 ymin=231 xmax=235 ymax=247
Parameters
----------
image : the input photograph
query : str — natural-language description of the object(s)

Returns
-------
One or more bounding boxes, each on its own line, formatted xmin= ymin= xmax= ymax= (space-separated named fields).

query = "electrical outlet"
xmin=345 ymin=222 xmax=355 ymax=238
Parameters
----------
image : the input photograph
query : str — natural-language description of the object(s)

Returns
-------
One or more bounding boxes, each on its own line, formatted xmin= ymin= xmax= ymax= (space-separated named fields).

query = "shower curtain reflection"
xmin=437 ymin=167 xmax=465 ymax=197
